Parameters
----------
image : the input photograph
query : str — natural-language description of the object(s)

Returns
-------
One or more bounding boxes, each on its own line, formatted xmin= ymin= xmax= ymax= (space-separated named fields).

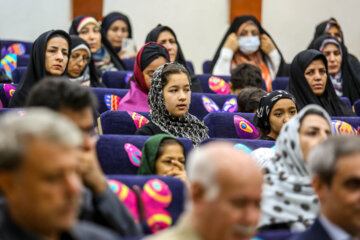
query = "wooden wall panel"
xmin=72 ymin=0 xmax=103 ymax=20
xmin=230 ymin=0 xmax=262 ymax=23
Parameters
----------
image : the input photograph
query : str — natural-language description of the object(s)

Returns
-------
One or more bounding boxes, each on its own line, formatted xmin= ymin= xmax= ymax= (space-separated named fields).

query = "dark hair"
xmin=26 ymin=76 xmax=98 ymax=111
xmin=161 ymin=62 xmax=190 ymax=88
xmin=155 ymin=138 xmax=186 ymax=161
xmin=237 ymin=87 xmax=267 ymax=113
xmin=230 ymin=63 xmax=262 ymax=90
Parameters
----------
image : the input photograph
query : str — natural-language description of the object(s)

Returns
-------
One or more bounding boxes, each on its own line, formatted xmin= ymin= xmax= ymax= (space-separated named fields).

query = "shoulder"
xmin=288 ymin=218 xmax=331 ymax=240
xmin=72 ymin=221 xmax=121 ymax=240
xmin=135 ymin=122 xmax=165 ymax=136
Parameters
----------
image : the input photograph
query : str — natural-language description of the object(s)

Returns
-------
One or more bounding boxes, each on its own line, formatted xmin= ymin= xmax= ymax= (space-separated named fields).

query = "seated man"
xmin=26 ymin=77 xmax=142 ymax=237
xmin=0 ymin=109 xmax=119 ymax=239
xmin=291 ymin=136 xmax=360 ymax=240
xmin=230 ymin=63 xmax=263 ymax=95
xmin=145 ymin=141 xmax=263 ymax=240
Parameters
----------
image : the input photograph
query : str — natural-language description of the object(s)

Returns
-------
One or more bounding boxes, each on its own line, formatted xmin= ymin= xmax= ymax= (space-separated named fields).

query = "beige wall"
xmin=262 ymin=0 xmax=360 ymax=63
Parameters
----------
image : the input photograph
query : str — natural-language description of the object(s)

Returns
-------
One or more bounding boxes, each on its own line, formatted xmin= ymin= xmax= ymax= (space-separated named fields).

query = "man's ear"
xmin=0 ymin=172 xmax=17 ymax=199
xmin=312 ymin=175 xmax=329 ymax=204
xmin=190 ymin=182 xmax=206 ymax=204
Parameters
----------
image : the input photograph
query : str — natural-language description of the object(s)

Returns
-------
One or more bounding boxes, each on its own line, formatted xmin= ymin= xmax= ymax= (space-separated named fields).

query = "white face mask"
xmin=238 ymin=36 xmax=260 ymax=55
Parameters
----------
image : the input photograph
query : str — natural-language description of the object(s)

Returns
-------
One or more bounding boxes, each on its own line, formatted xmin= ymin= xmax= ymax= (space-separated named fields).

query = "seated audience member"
xmin=68 ymin=35 xmax=103 ymax=87
xmin=135 ymin=63 xmax=208 ymax=146
xmin=236 ymin=87 xmax=266 ymax=113
xmin=101 ymin=11 xmax=137 ymax=59
xmin=309 ymin=35 xmax=360 ymax=103
xmin=69 ymin=15 xmax=126 ymax=73
xmin=26 ymin=77 xmax=142 ymax=237
xmin=138 ymin=134 xmax=188 ymax=186
xmin=209 ymin=15 xmax=289 ymax=92
xmin=0 ymin=109 xmax=119 ymax=239
xmin=145 ymin=24 xmax=202 ymax=92
xmin=9 ymin=30 xmax=70 ymax=107
xmin=118 ymin=42 xmax=170 ymax=111
xmin=288 ymin=49 xmax=354 ymax=116
xmin=230 ymin=63 xmax=263 ymax=94
xmin=145 ymin=141 xmax=263 ymax=240
xmin=253 ymin=90 xmax=298 ymax=141
xmin=310 ymin=17 xmax=360 ymax=68
xmin=254 ymin=105 xmax=332 ymax=230
xmin=291 ymin=136 xmax=360 ymax=240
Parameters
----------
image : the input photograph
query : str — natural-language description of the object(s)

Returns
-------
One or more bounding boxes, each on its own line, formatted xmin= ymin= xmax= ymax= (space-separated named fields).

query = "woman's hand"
xmin=260 ymin=34 xmax=276 ymax=55
xmin=223 ymin=33 xmax=239 ymax=52
xmin=164 ymin=160 xmax=189 ymax=188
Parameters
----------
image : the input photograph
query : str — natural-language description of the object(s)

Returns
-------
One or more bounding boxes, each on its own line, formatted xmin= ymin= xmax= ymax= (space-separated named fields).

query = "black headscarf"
xmin=69 ymin=15 xmax=126 ymax=70
xmin=101 ymin=12 xmax=132 ymax=53
xmin=69 ymin=35 xmax=104 ymax=87
xmin=253 ymin=90 xmax=298 ymax=137
xmin=208 ymin=15 xmax=289 ymax=76
xmin=309 ymin=35 xmax=360 ymax=103
xmin=288 ymin=49 xmax=354 ymax=116
xmin=145 ymin=24 xmax=203 ymax=92
xmin=9 ymin=30 xmax=71 ymax=108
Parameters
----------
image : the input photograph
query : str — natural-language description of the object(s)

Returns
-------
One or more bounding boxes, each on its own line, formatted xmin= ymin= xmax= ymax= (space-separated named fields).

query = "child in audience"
xmin=230 ymin=63 xmax=263 ymax=94
xmin=68 ymin=35 xmax=103 ymax=87
xmin=138 ymin=134 xmax=188 ymax=186
xmin=309 ymin=35 xmax=360 ymax=103
xmin=135 ymin=62 xmax=209 ymax=145
xmin=69 ymin=15 xmax=126 ymax=73
xmin=209 ymin=15 xmax=289 ymax=92
xmin=117 ymin=42 xmax=169 ymax=111
xmin=255 ymin=104 xmax=332 ymax=230
xmin=101 ymin=11 xmax=137 ymax=59
xmin=236 ymin=87 xmax=266 ymax=113
xmin=9 ymin=30 xmax=70 ymax=107
xmin=145 ymin=24 xmax=202 ymax=92
xmin=288 ymin=49 xmax=354 ymax=116
xmin=253 ymin=90 xmax=298 ymax=141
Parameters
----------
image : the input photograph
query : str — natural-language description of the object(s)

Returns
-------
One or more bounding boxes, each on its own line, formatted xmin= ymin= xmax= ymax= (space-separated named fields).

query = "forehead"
xmin=272 ymin=98 xmax=296 ymax=110
xmin=160 ymin=143 xmax=184 ymax=156
xmin=165 ymin=72 xmax=190 ymax=87
xmin=82 ymin=23 xmax=99 ymax=30
xmin=334 ymin=153 xmax=360 ymax=181
xmin=47 ymin=37 xmax=68 ymax=48
xmin=111 ymin=19 xmax=128 ymax=27
xmin=306 ymin=59 xmax=325 ymax=69
xmin=323 ymin=43 xmax=340 ymax=52
xmin=157 ymin=30 xmax=175 ymax=41
xmin=71 ymin=49 xmax=89 ymax=56
xmin=300 ymin=114 xmax=330 ymax=130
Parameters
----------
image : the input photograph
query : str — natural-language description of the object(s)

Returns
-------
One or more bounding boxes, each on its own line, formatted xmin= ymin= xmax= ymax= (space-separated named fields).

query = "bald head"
xmin=186 ymin=141 xmax=263 ymax=240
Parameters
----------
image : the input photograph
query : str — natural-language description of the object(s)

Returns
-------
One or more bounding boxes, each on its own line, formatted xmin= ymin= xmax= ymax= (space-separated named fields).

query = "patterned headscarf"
xmin=253 ymin=90 xmax=297 ymax=137
xmin=259 ymin=104 xmax=332 ymax=230
xmin=148 ymin=62 xmax=209 ymax=146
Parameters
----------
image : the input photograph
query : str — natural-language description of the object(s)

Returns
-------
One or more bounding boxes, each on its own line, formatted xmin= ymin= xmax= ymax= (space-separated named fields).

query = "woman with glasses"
xmin=68 ymin=35 xmax=103 ymax=87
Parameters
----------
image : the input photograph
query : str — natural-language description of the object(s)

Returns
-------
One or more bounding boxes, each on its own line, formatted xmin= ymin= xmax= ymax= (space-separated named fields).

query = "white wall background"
xmin=1 ymin=0 xmax=360 ymax=72
xmin=262 ymin=0 xmax=360 ymax=63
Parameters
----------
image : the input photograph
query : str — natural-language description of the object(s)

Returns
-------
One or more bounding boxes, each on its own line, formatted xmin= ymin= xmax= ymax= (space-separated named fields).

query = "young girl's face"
xmin=155 ymin=143 xmax=185 ymax=175
xmin=163 ymin=72 xmax=191 ymax=117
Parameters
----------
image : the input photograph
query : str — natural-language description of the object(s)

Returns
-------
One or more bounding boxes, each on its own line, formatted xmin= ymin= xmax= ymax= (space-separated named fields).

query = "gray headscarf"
xmin=148 ymin=62 xmax=209 ymax=146
xmin=259 ymin=104 xmax=332 ymax=230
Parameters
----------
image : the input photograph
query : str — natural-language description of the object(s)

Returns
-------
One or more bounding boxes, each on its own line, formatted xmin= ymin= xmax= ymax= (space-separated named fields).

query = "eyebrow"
xmin=168 ymin=84 xmax=190 ymax=88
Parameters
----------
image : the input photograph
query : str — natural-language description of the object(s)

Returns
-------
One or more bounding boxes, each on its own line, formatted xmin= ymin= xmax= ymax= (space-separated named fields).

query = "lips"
xmin=176 ymin=104 xmax=187 ymax=110
xmin=53 ymin=64 xmax=63 ymax=70
xmin=313 ymin=84 xmax=323 ymax=89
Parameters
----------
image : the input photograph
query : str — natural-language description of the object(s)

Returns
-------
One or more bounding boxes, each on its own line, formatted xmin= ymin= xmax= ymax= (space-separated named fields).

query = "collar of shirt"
xmin=319 ymin=215 xmax=356 ymax=240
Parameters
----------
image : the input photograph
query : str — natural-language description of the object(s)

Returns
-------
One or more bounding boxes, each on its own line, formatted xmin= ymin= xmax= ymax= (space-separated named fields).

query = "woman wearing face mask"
xmin=138 ymin=134 xmax=188 ymax=186
xmin=101 ymin=11 xmax=137 ymax=59
xmin=209 ymin=15 xmax=289 ymax=92
xmin=253 ymin=90 xmax=298 ymax=141
xmin=288 ymin=49 xmax=354 ymax=116
xmin=69 ymin=15 xmax=126 ymax=74
xmin=68 ymin=35 xmax=103 ymax=87
xmin=9 ymin=30 xmax=70 ymax=108
xmin=117 ymin=42 xmax=169 ymax=111
xmin=309 ymin=35 xmax=360 ymax=104
xmin=145 ymin=24 xmax=202 ymax=92
xmin=255 ymin=105 xmax=332 ymax=230
xmin=135 ymin=63 xmax=209 ymax=146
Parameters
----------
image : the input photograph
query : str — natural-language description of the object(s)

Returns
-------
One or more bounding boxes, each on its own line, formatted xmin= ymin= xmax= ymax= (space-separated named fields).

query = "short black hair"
xmin=237 ymin=87 xmax=266 ymax=113
xmin=230 ymin=63 xmax=263 ymax=90
xmin=26 ymin=76 xmax=98 ymax=111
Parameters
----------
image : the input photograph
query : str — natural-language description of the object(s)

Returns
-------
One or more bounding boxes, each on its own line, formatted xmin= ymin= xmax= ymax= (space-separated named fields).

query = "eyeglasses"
xmin=70 ymin=54 xmax=90 ymax=64
xmin=82 ymin=127 xmax=99 ymax=142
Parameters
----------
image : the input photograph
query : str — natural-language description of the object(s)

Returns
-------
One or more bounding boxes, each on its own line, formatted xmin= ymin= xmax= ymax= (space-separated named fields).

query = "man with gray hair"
xmin=291 ymin=136 xmax=360 ymax=240
xmin=0 ymin=109 xmax=119 ymax=239
xmin=145 ymin=141 xmax=263 ymax=240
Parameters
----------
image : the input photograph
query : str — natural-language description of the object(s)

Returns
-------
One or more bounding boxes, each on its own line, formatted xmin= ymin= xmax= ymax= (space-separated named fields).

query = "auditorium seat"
xmin=272 ymin=77 xmax=289 ymax=90
xmin=354 ymin=99 xmax=360 ymax=116
xmin=97 ymin=134 xmax=193 ymax=175
xmin=0 ymin=83 xmax=17 ymax=107
xmin=202 ymin=60 xmax=212 ymax=73
xmin=99 ymin=110 xmax=150 ymax=135
xmin=91 ymin=88 xmax=128 ymax=113
xmin=1 ymin=40 xmax=33 ymax=56
xmin=17 ymin=54 xmax=30 ymax=67
xmin=122 ymin=58 xmax=136 ymax=71
xmin=12 ymin=66 xmax=27 ymax=84
xmin=196 ymin=73 xmax=230 ymax=94
xmin=102 ymin=70 xmax=133 ymax=89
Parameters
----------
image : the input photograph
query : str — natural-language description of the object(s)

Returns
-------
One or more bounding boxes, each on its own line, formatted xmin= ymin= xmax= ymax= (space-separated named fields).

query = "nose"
xmin=240 ymin=205 xmax=260 ymax=226
xmin=314 ymin=70 xmax=322 ymax=80
xmin=283 ymin=113 xmax=291 ymax=123
xmin=55 ymin=50 xmax=64 ymax=62
xmin=178 ymin=90 xmax=187 ymax=100
xmin=65 ymin=172 xmax=82 ymax=197
xmin=328 ymin=53 xmax=335 ymax=62
xmin=164 ymin=42 xmax=173 ymax=51
xmin=319 ymin=130 xmax=329 ymax=142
